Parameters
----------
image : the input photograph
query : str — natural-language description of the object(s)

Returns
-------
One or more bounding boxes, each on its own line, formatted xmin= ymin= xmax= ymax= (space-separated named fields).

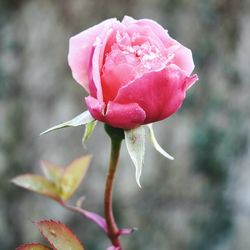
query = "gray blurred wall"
xmin=0 ymin=0 xmax=250 ymax=249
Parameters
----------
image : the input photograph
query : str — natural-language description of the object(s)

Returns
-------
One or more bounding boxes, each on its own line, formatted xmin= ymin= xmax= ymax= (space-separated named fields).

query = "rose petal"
xmin=122 ymin=17 xmax=195 ymax=75
xmin=68 ymin=18 xmax=117 ymax=92
xmin=105 ymin=102 xmax=146 ymax=129
xmin=114 ymin=65 xmax=198 ymax=124
xmin=85 ymin=96 xmax=146 ymax=129
xmin=90 ymin=42 xmax=103 ymax=100
xmin=185 ymin=73 xmax=198 ymax=90
xmin=170 ymin=41 xmax=195 ymax=75
xmin=123 ymin=17 xmax=173 ymax=47
xmin=125 ymin=24 xmax=166 ymax=53
xmin=85 ymin=96 xmax=106 ymax=122
xmin=101 ymin=63 xmax=136 ymax=102
xmin=89 ymin=25 xmax=119 ymax=101
xmin=121 ymin=15 xmax=135 ymax=25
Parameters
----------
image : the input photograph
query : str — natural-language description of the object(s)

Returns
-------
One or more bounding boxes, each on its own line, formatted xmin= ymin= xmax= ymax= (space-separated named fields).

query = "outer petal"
xmin=101 ymin=63 xmax=136 ymax=102
xmin=85 ymin=96 xmax=106 ymax=122
xmin=89 ymin=26 xmax=117 ymax=101
xmin=122 ymin=16 xmax=173 ymax=47
xmin=68 ymin=18 xmax=117 ymax=92
xmin=105 ymin=101 xmax=146 ymax=129
xmin=85 ymin=96 xmax=146 ymax=129
xmin=121 ymin=16 xmax=135 ymax=25
xmin=169 ymin=40 xmax=195 ymax=75
xmin=114 ymin=65 xmax=198 ymax=124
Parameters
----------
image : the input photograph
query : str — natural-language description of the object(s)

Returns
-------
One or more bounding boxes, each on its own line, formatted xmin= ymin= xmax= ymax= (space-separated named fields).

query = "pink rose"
xmin=68 ymin=16 xmax=198 ymax=129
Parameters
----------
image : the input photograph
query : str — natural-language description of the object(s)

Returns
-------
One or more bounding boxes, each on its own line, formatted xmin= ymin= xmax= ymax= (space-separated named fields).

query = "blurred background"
xmin=0 ymin=0 xmax=250 ymax=249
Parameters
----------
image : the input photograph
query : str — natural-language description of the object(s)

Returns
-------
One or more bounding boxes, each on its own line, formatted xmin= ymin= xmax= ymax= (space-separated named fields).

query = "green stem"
xmin=104 ymin=125 xmax=124 ymax=249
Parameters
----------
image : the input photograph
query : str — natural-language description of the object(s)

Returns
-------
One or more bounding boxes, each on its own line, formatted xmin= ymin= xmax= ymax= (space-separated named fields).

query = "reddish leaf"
xmin=36 ymin=220 xmax=84 ymax=250
xmin=60 ymin=155 xmax=91 ymax=201
xmin=16 ymin=243 xmax=51 ymax=250
xmin=12 ymin=175 xmax=61 ymax=201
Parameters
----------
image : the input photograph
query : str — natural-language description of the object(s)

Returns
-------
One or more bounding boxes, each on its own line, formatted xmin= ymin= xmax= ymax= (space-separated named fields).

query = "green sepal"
xmin=82 ymin=120 xmax=97 ymax=144
xmin=125 ymin=126 xmax=145 ymax=188
xmin=147 ymin=124 xmax=174 ymax=160
xmin=40 ymin=110 xmax=94 ymax=135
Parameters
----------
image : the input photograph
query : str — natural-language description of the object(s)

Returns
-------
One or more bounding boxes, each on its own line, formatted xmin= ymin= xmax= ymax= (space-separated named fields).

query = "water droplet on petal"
xmin=93 ymin=37 xmax=101 ymax=47
xmin=50 ymin=229 xmax=56 ymax=237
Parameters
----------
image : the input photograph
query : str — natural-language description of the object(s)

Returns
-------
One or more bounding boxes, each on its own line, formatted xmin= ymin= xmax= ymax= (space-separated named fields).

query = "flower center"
xmin=101 ymin=30 xmax=174 ymax=102
xmin=113 ymin=31 xmax=173 ymax=76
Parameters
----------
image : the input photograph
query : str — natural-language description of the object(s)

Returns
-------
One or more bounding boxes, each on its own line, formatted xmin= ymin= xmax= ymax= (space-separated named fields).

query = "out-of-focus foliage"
xmin=1 ymin=0 xmax=250 ymax=250
xmin=17 ymin=243 xmax=51 ymax=250
xmin=17 ymin=220 xmax=84 ymax=250
xmin=12 ymin=155 xmax=91 ymax=201
xmin=35 ymin=220 xmax=84 ymax=250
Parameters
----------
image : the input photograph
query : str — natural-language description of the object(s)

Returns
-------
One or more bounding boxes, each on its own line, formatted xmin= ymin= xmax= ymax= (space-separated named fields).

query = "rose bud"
xmin=68 ymin=16 xmax=198 ymax=129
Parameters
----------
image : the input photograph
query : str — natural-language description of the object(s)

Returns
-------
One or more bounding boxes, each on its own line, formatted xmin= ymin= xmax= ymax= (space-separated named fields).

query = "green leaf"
xmin=125 ymin=126 xmax=145 ymax=188
xmin=36 ymin=220 xmax=84 ymax=250
xmin=12 ymin=175 xmax=61 ymax=201
xmin=16 ymin=243 xmax=51 ymax=250
xmin=60 ymin=155 xmax=91 ymax=201
xmin=13 ymin=156 xmax=92 ymax=202
xmin=82 ymin=120 xmax=97 ymax=144
xmin=40 ymin=110 xmax=94 ymax=135
xmin=41 ymin=161 xmax=63 ymax=184
xmin=147 ymin=124 xmax=174 ymax=160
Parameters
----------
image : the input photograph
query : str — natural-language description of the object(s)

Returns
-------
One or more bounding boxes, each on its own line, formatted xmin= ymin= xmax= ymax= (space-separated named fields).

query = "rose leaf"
xmin=41 ymin=161 xmax=64 ymax=184
xmin=35 ymin=220 xmax=84 ymax=250
xmin=59 ymin=155 xmax=91 ymax=201
xmin=16 ymin=243 xmax=52 ymax=250
xmin=12 ymin=174 xmax=61 ymax=201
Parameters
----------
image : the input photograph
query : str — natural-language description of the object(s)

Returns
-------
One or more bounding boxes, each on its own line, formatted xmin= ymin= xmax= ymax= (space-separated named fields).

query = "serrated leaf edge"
xmin=16 ymin=243 xmax=52 ymax=250
xmin=35 ymin=220 xmax=84 ymax=250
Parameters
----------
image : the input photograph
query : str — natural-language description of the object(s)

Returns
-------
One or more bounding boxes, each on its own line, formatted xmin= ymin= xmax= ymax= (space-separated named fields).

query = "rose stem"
xmin=104 ymin=125 xmax=124 ymax=249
